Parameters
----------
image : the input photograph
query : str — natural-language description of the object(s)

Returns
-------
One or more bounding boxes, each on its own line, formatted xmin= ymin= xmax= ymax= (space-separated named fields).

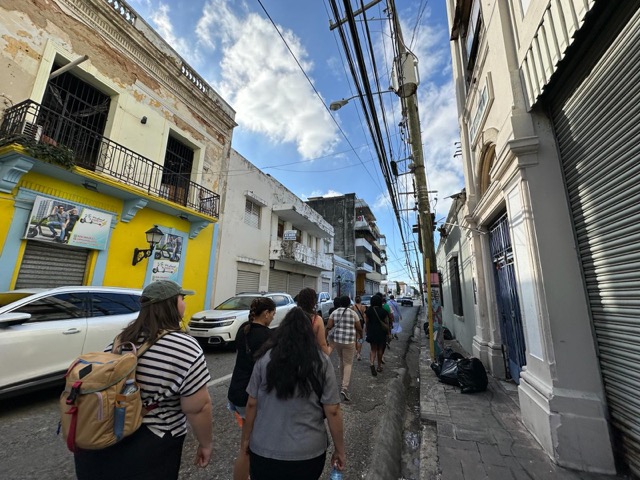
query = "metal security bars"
xmin=0 ymin=100 xmax=219 ymax=218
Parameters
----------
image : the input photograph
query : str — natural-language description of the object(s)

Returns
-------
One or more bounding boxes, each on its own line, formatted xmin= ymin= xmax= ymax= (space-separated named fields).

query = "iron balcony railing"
xmin=0 ymin=100 xmax=219 ymax=218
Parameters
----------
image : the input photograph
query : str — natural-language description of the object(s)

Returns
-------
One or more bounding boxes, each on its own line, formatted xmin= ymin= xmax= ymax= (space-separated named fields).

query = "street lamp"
xmin=132 ymin=225 xmax=165 ymax=266
xmin=329 ymin=88 xmax=395 ymax=111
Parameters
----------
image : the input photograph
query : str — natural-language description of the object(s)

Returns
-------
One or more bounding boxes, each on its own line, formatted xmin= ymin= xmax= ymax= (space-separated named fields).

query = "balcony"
xmin=270 ymin=239 xmax=332 ymax=270
xmin=355 ymin=237 xmax=373 ymax=253
xmin=0 ymin=100 xmax=219 ymax=218
xmin=357 ymin=262 xmax=373 ymax=273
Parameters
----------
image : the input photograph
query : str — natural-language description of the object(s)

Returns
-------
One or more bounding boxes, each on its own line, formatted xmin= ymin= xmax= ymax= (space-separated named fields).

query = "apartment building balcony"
xmin=273 ymin=203 xmax=333 ymax=238
xmin=0 ymin=100 xmax=220 ymax=218
xmin=355 ymin=218 xmax=374 ymax=233
xmin=355 ymin=237 xmax=373 ymax=253
xmin=366 ymin=270 xmax=387 ymax=282
xmin=357 ymin=262 xmax=373 ymax=273
xmin=270 ymin=239 xmax=333 ymax=270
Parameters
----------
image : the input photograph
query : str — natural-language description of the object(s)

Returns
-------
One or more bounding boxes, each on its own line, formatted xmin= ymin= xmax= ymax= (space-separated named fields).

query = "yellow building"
xmin=0 ymin=0 xmax=236 ymax=319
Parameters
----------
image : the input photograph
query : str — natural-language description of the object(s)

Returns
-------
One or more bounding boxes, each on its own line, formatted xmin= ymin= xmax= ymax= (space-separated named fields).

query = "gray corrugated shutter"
xmin=16 ymin=241 xmax=88 ymax=288
xmin=303 ymin=275 xmax=317 ymax=289
xmin=236 ymin=270 xmax=259 ymax=294
xmin=322 ymin=279 xmax=331 ymax=293
xmin=288 ymin=273 xmax=304 ymax=298
xmin=268 ymin=269 xmax=287 ymax=293
xmin=552 ymin=8 xmax=640 ymax=475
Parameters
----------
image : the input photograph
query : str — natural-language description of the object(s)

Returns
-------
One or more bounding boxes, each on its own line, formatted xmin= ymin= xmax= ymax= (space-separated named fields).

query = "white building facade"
xmin=445 ymin=0 xmax=640 ymax=475
xmin=212 ymin=150 xmax=334 ymax=306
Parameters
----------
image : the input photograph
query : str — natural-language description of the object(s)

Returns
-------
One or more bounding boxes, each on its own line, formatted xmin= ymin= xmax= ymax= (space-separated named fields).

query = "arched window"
xmin=479 ymin=144 xmax=496 ymax=197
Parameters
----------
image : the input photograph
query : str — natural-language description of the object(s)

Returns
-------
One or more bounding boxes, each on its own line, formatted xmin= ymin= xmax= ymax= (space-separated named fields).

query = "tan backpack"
xmin=59 ymin=332 xmax=167 ymax=452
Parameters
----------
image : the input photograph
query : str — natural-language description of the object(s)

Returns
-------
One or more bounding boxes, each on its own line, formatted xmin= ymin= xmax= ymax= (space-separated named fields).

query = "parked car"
xmin=0 ymin=286 xmax=143 ymax=399
xmin=398 ymin=296 xmax=414 ymax=307
xmin=316 ymin=291 xmax=333 ymax=321
xmin=187 ymin=292 xmax=296 ymax=347
xmin=360 ymin=294 xmax=373 ymax=306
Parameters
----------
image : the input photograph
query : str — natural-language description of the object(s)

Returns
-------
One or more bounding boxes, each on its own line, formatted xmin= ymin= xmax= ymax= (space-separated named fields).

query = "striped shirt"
xmin=328 ymin=307 xmax=358 ymax=344
xmin=106 ymin=331 xmax=211 ymax=438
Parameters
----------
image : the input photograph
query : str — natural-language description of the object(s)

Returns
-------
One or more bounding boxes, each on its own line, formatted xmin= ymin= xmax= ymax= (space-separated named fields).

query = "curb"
xmin=365 ymin=312 xmax=418 ymax=480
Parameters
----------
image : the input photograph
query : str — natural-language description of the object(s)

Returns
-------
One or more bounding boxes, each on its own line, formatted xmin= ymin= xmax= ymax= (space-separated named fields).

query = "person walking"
xmin=228 ymin=297 xmax=277 ymax=480
xmin=241 ymin=307 xmax=346 ymax=480
xmin=388 ymin=295 xmax=403 ymax=339
xmin=353 ymin=296 xmax=367 ymax=361
xmin=73 ymin=280 xmax=213 ymax=480
xmin=365 ymin=294 xmax=390 ymax=376
xmin=326 ymin=295 xmax=363 ymax=402
xmin=296 ymin=287 xmax=330 ymax=355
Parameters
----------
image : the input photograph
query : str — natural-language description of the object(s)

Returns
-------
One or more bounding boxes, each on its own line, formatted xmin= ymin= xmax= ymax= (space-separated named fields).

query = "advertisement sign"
xmin=150 ymin=233 xmax=183 ymax=282
xmin=24 ymin=196 xmax=112 ymax=250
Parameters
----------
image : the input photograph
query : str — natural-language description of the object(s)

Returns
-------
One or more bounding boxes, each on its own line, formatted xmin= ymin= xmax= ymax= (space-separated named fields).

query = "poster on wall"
xmin=150 ymin=233 xmax=183 ymax=282
xmin=24 ymin=195 xmax=112 ymax=250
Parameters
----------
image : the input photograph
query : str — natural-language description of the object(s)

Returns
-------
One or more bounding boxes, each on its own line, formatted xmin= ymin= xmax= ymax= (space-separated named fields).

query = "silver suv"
xmin=188 ymin=292 xmax=296 ymax=347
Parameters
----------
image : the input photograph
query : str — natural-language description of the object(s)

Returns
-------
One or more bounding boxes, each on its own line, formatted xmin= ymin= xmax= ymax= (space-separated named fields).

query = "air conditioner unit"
xmin=21 ymin=122 xmax=43 ymax=141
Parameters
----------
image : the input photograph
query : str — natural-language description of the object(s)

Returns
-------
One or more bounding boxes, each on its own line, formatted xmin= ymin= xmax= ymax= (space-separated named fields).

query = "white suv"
xmin=316 ymin=292 xmax=334 ymax=321
xmin=0 ymin=286 xmax=142 ymax=399
xmin=187 ymin=292 xmax=296 ymax=347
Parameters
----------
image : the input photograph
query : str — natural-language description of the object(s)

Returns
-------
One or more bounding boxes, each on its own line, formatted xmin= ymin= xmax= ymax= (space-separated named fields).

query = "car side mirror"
xmin=0 ymin=311 xmax=32 ymax=327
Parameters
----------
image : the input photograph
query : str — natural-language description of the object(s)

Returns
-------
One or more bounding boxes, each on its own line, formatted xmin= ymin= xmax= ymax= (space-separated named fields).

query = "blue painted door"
xmin=489 ymin=212 xmax=527 ymax=383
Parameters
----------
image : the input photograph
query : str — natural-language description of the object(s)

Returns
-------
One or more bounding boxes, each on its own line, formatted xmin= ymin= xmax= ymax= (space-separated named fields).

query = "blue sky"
xmin=128 ymin=0 xmax=463 ymax=288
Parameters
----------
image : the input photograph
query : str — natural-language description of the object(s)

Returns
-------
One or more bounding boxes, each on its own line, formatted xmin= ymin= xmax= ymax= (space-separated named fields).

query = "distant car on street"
xmin=398 ymin=296 xmax=415 ymax=306
xmin=360 ymin=294 xmax=373 ymax=306
xmin=0 ymin=286 xmax=143 ymax=399
xmin=187 ymin=292 xmax=296 ymax=347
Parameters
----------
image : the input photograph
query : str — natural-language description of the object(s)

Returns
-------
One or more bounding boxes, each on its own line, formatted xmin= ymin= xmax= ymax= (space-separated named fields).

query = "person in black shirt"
xmin=228 ymin=297 xmax=276 ymax=480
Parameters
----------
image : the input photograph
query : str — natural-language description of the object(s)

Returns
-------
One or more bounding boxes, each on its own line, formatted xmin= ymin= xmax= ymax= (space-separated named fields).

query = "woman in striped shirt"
xmin=74 ymin=280 xmax=213 ymax=480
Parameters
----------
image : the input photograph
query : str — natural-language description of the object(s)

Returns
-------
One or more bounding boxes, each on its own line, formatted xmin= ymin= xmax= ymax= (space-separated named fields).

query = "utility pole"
xmin=388 ymin=0 xmax=438 ymax=358
xmin=330 ymin=0 xmax=438 ymax=358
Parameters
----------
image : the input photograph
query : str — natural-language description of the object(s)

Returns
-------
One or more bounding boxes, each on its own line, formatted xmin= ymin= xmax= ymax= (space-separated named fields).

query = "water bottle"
xmin=329 ymin=465 xmax=343 ymax=480
xmin=121 ymin=379 xmax=138 ymax=395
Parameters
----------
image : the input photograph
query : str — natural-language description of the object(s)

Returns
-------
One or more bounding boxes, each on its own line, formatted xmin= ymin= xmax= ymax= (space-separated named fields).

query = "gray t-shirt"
xmin=247 ymin=349 xmax=340 ymax=461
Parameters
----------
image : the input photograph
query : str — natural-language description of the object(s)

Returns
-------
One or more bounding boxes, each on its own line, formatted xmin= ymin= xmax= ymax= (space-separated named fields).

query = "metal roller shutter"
xmin=322 ymin=279 xmax=330 ymax=293
xmin=16 ymin=241 xmax=88 ymax=288
xmin=551 ymin=7 xmax=640 ymax=474
xmin=268 ymin=269 xmax=287 ymax=293
xmin=288 ymin=273 xmax=304 ymax=298
xmin=236 ymin=270 xmax=259 ymax=294
xmin=303 ymin=275 xmax=317 ymax=289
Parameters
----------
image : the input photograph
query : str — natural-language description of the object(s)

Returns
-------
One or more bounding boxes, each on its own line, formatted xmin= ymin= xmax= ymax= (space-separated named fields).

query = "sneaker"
xmin=340 ymin=389 xmax=351 ymax=402
xmin=356 ymin=353 xmax=362 ymax=361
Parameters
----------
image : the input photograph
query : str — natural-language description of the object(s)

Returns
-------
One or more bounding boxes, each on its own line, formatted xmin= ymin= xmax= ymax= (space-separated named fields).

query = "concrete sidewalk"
xmin=418 ymin=319 xmax=626 ymax=480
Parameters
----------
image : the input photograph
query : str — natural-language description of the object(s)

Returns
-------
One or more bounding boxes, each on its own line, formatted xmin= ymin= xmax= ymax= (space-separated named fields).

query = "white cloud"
xmin=196 ymin=0 xmax=339 ymax=160
xmin=149 ymin=3 xmax=199 ymax=65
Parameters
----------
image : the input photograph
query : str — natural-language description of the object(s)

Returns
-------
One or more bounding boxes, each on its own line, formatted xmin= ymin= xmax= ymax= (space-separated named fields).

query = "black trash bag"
xmin=430 ymin=361 xmax=441 ymax=376
xmin=457 ymin=357 xmax=488 ymax=393
xmin=438 ymin=358 xmax=460 ymax=386
xmin=437 ymin=347 xmax=464 ymax=366
xmin=443 ymin=326 xmax=453 ymax=340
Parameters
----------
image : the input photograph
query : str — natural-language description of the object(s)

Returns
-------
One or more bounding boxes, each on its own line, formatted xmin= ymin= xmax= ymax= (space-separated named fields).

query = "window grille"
xmin=244 ymin=199 xmax=261 ymax=228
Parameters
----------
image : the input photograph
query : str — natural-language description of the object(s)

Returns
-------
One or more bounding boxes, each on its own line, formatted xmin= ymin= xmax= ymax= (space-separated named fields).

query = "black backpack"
xmin=457 ymin=357 xmax=488 ymax=393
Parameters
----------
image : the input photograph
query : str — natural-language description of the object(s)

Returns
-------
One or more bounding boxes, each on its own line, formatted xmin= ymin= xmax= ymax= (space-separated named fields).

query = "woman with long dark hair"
xmin=73 ymin=280 xmax=213 ymax=480
xmin=365 ymin=294 xmax=390 ymax=376
xmin=228 ymin=297 xmax=277 ymax=480
xmin=296 ymin=287 xmax=330 ymax=355
xmin=240 ymin=307 xmax=345 ymax=479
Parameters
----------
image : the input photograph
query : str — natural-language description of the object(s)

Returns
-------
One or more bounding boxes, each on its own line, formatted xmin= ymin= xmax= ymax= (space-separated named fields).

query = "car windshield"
xmin=215 ymin=296 xmax=257 ymax=310
xmin=0 ymin=292 xmax=36 ymax=308
xmin=361 ymin=295 xmax=372 ymax=302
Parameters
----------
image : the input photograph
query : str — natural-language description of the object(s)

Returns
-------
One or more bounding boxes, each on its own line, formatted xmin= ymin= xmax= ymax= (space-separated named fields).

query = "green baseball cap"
xmin=142 ymin=280 xmax=195 ymax=304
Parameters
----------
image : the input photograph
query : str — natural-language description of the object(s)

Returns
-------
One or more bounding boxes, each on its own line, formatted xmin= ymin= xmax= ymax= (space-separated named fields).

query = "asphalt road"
xmin=0 ymin=305 xmax=420 ymax=480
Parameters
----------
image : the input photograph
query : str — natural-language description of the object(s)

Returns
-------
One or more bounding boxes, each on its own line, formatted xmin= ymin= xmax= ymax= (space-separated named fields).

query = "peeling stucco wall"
xmin=0 ymin=0 xmax=236 ymax=198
